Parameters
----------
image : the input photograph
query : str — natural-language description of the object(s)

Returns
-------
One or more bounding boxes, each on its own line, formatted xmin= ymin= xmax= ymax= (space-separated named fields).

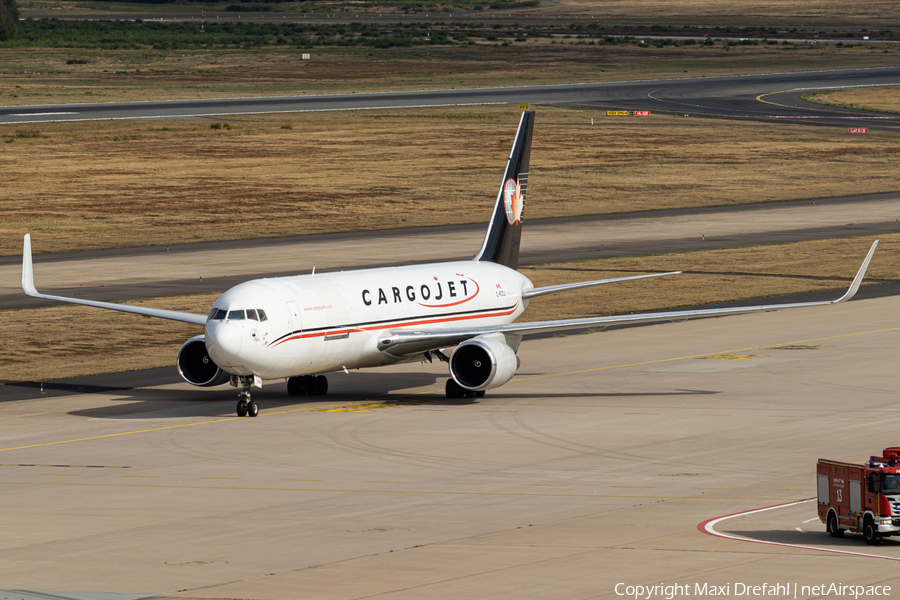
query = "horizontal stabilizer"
xmin=522 ymin=271 xmax=681 ymax=300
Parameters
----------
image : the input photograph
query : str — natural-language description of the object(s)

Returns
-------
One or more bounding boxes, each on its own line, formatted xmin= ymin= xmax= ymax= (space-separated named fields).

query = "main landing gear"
xmin=287 ymin=375 xmax=328 ymax=397
xmin=445 ymin=378 xmax=485 ymax=399
xmin=235 ymin=376 xmax=259 ymax=418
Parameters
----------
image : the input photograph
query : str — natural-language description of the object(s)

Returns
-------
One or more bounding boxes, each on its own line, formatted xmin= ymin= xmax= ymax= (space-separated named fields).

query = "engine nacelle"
xmin=177 ymin=335 xmax=231 ymax=387
xmin=449 ymin=335 xmax=520 ymax=391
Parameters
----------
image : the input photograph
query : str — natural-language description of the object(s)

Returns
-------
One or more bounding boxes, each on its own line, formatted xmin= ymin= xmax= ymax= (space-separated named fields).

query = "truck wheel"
xmin=827 ymin=513 xmax=843 ymax=538
xmin=863 ymin=517 xmax=881 ymax=546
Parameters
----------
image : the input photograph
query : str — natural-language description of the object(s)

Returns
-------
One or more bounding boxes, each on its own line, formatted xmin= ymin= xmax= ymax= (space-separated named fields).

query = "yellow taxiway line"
xmin=2 ymin=325 xmax=899 ymax=455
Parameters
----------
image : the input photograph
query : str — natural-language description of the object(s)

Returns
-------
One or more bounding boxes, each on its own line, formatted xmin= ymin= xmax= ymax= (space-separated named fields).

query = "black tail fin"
xmin=474 ymin=110 xmax=534 ymax=270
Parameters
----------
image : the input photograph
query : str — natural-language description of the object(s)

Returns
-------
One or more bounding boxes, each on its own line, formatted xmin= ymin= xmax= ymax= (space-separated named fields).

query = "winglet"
xmin=832 ymin=239 xmax=878 ymax=304
xmin=22 ymin=234 xmax=38 ymax=297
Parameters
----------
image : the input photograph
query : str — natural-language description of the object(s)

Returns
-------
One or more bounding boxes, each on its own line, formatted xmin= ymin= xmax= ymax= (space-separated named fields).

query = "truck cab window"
xmin=883 ymin=474 xmax=900 ymax=495
xmin=869 ymin=472 xmax=881 ymax=493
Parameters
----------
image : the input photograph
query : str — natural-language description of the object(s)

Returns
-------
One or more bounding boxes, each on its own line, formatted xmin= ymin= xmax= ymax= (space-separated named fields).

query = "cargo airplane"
xmin=22 ymin=112 xmax=878 ymax=417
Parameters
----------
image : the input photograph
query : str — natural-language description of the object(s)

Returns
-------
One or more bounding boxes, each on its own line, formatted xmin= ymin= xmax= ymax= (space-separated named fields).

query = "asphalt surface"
xmin=4 ymin=61 xmax=900 ymax=600
xmin=1 ymin=296 xmax=898 ymax=598
xmin=2 ymin=66 xmax=900 ymax=129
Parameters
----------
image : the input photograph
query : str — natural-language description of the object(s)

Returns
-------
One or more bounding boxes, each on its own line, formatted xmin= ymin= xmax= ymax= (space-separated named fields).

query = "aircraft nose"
xmin=206 ymin=322 xmax=242 ymax=364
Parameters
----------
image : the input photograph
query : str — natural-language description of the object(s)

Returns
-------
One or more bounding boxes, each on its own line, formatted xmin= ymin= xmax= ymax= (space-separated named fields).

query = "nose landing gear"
xmin=234 ymin=376 xmax=260 ymax=417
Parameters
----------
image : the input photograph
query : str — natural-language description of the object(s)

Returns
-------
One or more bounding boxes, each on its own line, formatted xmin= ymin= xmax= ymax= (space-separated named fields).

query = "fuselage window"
xmin=257 ymin=309 xmax=268 ymax=322
xmin=228 ymin=309 xmax=245 ymax=320
xmin=212 ymin=309 xmax=227 ymax=320
xmin=246 ymin=309 xmax=259 ymax=321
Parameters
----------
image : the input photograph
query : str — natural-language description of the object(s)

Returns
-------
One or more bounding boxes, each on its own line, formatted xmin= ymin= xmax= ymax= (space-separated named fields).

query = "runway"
xmin=1 ymin=294 xmax=898 ymax=598
xmin=3 ymin=191 xmax=898 ymax=311
xmin=2 ymin=66 xmax=900 ymax=129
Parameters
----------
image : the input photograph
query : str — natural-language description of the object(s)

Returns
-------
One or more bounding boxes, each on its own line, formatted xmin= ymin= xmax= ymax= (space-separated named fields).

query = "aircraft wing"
xmin=22 ymin=234 xmax=207 ymax=326
xmin=377 ymin=240 xmax=878 ymax=356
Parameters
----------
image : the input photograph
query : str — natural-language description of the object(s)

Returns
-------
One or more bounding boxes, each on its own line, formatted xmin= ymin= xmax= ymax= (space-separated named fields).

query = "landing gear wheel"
xmin=236 ymin=376 xmax=255 ymax=417
xmin=247 ymin=400 xmax=259 ymax=417
xmin=287 ymin=377 xmax=301 ymax=396
xmin=316 ymin=375 xmax=328 ymax=395
xmin=445 ymin=378 xmax=460 ymax=399
xmin=827 ymin=512 xmax=843 ymax=538
xmin=864 ymin=518 xmax=881 ymax=545
xmin=475 ymin=390 xmax=485 ymax=398
xmin=464 ymin=390 xmax=477 ymax=399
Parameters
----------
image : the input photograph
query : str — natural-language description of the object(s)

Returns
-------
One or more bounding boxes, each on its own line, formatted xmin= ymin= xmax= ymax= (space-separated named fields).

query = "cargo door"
xmin=287 ymin=301 xmax=302 ymax=334
xmin=320 ymin=280 xmax=356 ymax=371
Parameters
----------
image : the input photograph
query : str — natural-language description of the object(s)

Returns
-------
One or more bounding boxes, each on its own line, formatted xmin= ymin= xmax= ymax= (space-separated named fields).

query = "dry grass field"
xmin=803 ymin=85 xmax=900 ymax=114
xmin=1 ymin=294 xmax=214 ymax=384
xmin=553 ymin=0 xmax=900 ymax=26
xmin=518 ymin=234 xmax=897 ymax=321
xmin=3 ymin=234 xmax=895 ymax=384
xmin=2 ymin=42 xmax=899 ymax=107
xmin=3 ymin=105 xmax=900 ymax=256
xmin=17 ymin=0 xmax=900 ymax=26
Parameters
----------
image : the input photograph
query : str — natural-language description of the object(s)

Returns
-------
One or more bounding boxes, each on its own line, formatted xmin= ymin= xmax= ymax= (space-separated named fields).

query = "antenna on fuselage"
xmin=312 ymin=266 xmax=316 ymax=275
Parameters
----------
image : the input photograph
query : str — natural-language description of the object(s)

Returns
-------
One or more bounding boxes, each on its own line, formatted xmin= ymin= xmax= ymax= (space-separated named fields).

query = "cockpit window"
xmin=214 ymin=308 xmax=265 ymax=322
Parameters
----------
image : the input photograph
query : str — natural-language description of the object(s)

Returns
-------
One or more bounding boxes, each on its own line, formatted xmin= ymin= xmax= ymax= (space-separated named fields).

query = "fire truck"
xmin=817 ymin=447 xmax=900 ymax=545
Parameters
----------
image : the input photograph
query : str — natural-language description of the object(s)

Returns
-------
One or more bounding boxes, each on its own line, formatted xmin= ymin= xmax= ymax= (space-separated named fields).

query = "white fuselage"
xmin=205 ymin=260 xmax=533 ymax=380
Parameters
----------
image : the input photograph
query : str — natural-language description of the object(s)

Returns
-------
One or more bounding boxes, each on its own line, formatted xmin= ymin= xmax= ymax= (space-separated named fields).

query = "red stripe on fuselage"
xmin=271 ymin=304 xmax=519 ymax=347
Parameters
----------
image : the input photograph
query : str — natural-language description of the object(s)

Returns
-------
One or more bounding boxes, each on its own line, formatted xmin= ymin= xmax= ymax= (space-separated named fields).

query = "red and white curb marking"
xmin=698 ymin=498 xmax=900 ymax=562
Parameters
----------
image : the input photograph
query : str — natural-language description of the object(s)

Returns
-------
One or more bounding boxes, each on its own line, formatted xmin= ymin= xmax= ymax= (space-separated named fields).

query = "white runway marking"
xmin=1 ymin=103 xmax=503 ymax=124
xmin=699 ymin=499 xmax=900 ymax=562
xmin=9 ymin=111 xmax=79 ymax=116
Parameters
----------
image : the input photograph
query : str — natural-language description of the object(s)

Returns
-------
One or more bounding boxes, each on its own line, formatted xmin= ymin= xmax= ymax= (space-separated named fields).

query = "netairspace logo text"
xmin=615 ymin=583 xmax=892 ymax=600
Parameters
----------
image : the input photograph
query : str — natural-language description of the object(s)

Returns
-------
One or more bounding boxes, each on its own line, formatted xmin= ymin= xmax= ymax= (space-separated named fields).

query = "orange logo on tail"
xmin=504 ymin=178 xmax=524 ymax=225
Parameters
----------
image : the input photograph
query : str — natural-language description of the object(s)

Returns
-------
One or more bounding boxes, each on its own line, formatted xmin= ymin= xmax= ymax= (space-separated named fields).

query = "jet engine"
xmin=449 ymin=335 xmax=520 ymax=391
xmin=176 ymin=335 xmax=231 ymax=387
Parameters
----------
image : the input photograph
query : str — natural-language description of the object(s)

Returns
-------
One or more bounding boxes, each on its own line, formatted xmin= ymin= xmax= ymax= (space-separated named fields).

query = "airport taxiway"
xmin=2 ymin=66 xmax=900 ymax=130
xmin=3 ymin=192 xmax=899 ymax=310
xmin=1 ymin=294 xmax=899 ymax=598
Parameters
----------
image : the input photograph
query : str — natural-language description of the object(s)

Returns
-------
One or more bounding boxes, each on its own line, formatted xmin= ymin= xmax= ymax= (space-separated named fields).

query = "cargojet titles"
xmin=361 ymin=275 xmax=479 ymax=308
